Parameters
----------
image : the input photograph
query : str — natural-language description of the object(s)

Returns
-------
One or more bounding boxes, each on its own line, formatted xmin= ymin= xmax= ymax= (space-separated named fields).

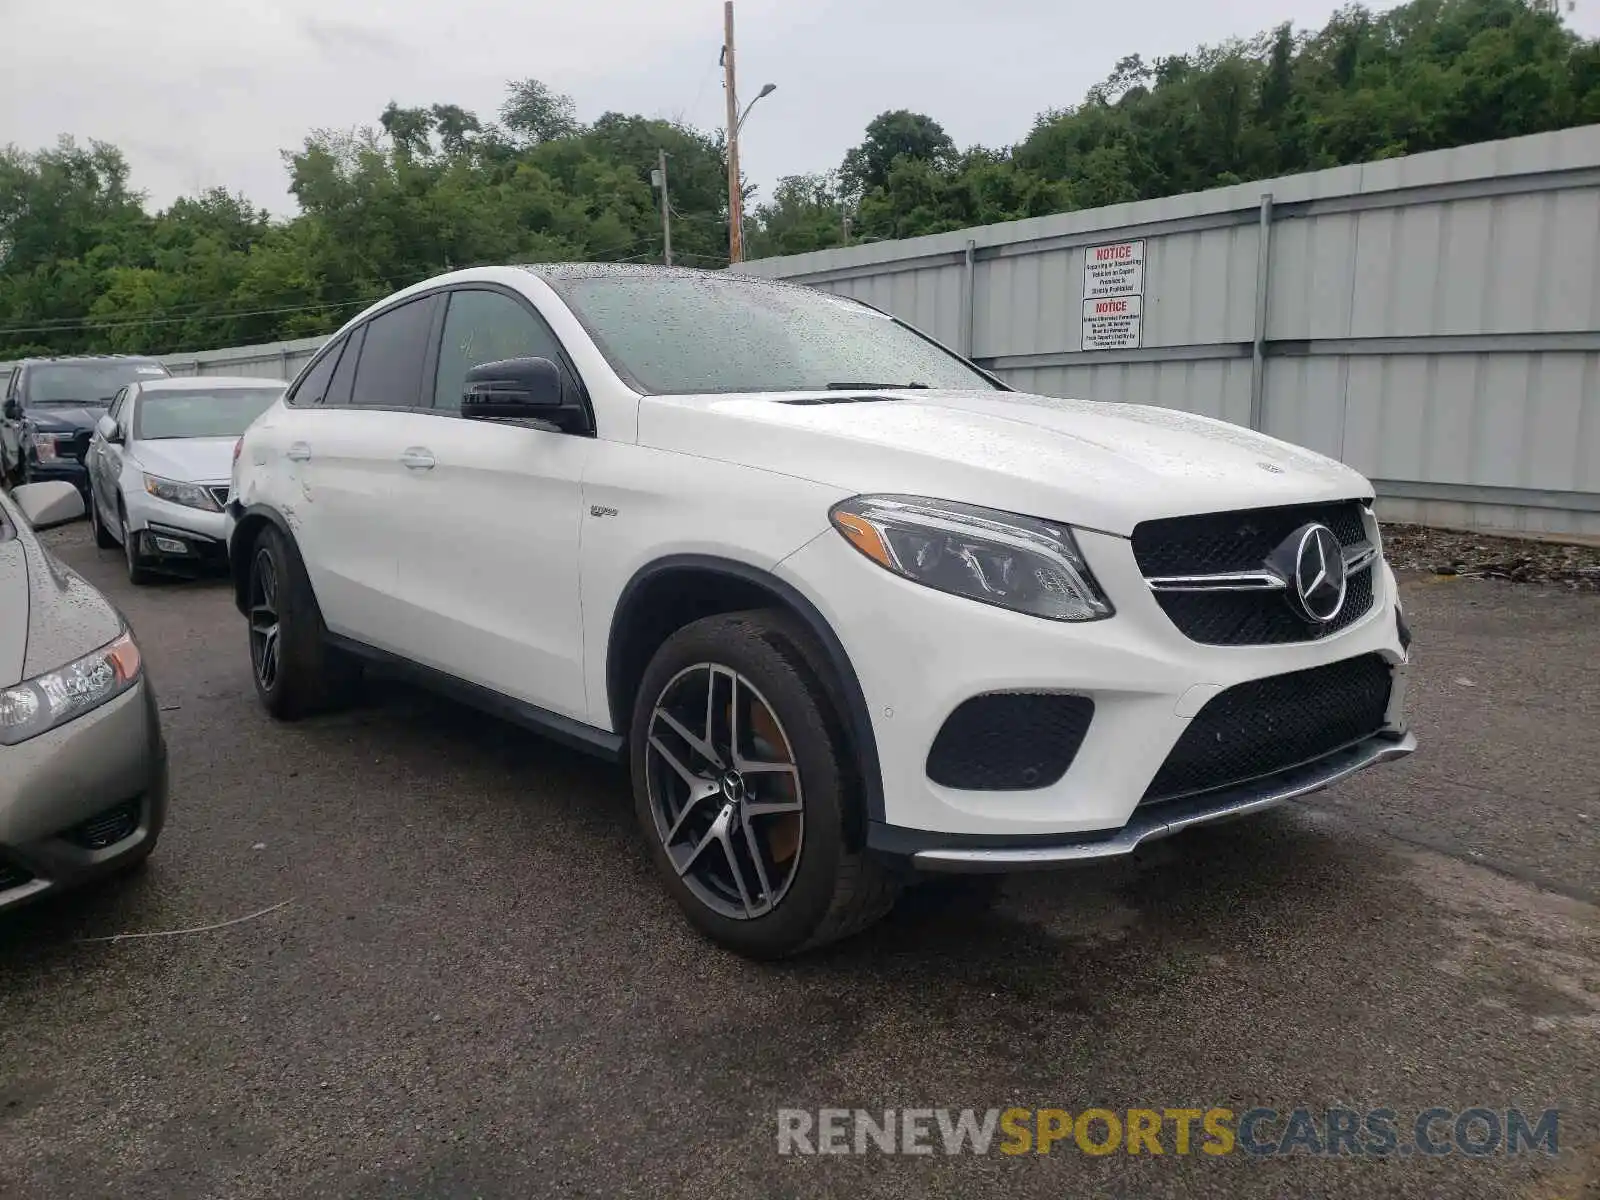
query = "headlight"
xmin=144 ymin=473 xmax=221 ymax=511
xmin=31 ymin=431 xmax=66 ymax=462
xmin=829 ymin=495 xmax=1113 ymax=621
xmin=0 ymin=631 xmax=143 ymax=746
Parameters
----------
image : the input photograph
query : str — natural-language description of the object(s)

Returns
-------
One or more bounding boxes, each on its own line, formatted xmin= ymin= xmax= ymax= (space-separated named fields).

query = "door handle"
xmin=399 ymin=447 xmax=435 ymax=470
xmin=286 ymin=442 xmax=312 ymax=462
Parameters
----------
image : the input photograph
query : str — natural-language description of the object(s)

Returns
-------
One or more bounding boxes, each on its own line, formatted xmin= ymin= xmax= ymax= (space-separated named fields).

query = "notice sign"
xmin=1081 ymin=295 xmax=1142 ymax=350
xmin=1081 ymin=239 xmax=1145 ymax=350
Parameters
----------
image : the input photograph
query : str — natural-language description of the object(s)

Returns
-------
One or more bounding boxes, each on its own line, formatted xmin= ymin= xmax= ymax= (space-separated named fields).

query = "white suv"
xmin=227 ymin=264 xmax=1415 ymax=957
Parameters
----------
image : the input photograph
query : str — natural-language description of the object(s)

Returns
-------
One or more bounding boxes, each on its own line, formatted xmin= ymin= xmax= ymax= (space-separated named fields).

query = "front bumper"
xmin=879 ymin=729 xmax=1416 ymax=870
xmin=25 ymin=457 xmax=89 ymax=489
xmin=0 ymin=679 xmax=168 ymax=911
xmin=777 ymin=527 xmax=1414 ymax=843
xmin=126 ymin=490 xmax=229 ymax=571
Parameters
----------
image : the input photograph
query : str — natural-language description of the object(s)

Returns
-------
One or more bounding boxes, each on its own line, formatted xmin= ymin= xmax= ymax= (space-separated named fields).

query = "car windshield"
xmin=133 ymin=387 xmax=283 ymax=440
xmin=27 ymin=361 xmax=169 ymax=406
xmin=546 ymin=273 xmax=1000 ymax=395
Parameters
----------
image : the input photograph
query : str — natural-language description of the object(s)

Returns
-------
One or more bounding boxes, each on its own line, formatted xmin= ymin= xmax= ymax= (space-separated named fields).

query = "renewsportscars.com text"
xmin=776 ymin=1106 xmax=1560 ymax=1158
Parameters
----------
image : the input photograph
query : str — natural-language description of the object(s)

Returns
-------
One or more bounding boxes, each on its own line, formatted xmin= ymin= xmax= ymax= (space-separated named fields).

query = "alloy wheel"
xmin=248 ymin=548 xmax=281 ymax=692
xmin=644 ymin=663 xmax=805 ymax=920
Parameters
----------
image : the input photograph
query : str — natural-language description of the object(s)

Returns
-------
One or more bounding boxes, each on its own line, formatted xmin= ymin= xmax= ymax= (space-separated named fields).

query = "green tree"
xmin=839 ymin=111 xmax=957 ymax=199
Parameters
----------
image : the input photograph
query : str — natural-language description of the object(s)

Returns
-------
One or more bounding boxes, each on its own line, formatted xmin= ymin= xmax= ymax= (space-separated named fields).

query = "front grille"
xmin=0 ymin=857 xmax=35 ymax=891
xmin=1154 ymin=565 xmax=1375 ymax=646
xmin=67 ymin=799 xmax=140 ymax=850
xmin=927 ymin=693 xmax=1094 ymax=791
xmin=207 ymin=485 xmax=230 ymax=508
xmin=1135 ymin=500 xmax=1375 ymax=645
xmin=1132 ymin=501 xmax=1368 ymax=577
xmin=1144 ymin=654 xmax=1392 ymax=804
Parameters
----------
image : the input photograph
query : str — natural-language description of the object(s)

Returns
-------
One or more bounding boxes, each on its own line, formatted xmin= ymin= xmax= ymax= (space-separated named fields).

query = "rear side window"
xmin=288 ymin=340 xmax=343 ymax=406
xmin=350 ymin=297 xmax=436 ymax=408
xmin=325 ymin=326 xmax=365 ymax=407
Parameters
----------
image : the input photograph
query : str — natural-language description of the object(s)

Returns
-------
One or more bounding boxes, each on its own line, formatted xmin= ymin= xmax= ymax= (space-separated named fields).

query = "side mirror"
xmin=2 ymin=399 xmax=18 ymax=420
xmin=96 ymin=414 xmax=122 ymax=444
xmin=11 ymin=481 xmax=86 ymax=530
xmin=461 ymin=357 xmax=565 ymax=422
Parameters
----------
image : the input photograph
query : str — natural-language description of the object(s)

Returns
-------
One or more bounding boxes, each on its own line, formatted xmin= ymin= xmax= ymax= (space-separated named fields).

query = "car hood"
xmin=0 ymin=501 xmax=123 ymax=689
xmin=27 ymin=405 xmax=105 ymax=433
xmin=636 ymin=389 xmax=1373 ymax=535
xmin=131 ymin=437 xmax=236 ymax=483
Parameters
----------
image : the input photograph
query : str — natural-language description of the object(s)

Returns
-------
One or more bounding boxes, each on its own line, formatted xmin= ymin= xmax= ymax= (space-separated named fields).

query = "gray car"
xmin=0 ymin=481 xmax=166 ymax=910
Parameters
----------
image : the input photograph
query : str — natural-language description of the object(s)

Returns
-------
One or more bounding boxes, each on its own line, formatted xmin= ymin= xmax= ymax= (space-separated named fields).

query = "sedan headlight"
xmin=144 ymin=473 xmax=221 ymax=511
xmin=0 ymin=631 xmax=143 ymax=746
xmin=829 ymin=495 xmax=1112 ymax=621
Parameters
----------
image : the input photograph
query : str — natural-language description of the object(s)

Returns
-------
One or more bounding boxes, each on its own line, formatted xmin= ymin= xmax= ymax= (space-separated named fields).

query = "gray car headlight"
xmin=144 ymin=473 xmax=221 ymax=511
xmin=829 ymin=495 xmax=1113 ymax=621
xmin=0 ymin=631 xmax=143 ymax=746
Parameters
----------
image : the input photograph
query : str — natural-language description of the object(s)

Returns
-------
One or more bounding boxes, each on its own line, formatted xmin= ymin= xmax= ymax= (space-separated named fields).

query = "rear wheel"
xmin=630 ymin=611 xmax=899 ymax=959
xmin=247 ymin=523 xmax=360 ymax=719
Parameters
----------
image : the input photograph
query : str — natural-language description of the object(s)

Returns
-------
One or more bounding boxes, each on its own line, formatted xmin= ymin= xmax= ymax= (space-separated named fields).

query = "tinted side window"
xmin=433 ymin=289 xmax=570 ymax=412
xmin=351 ymin=297 xmax=436 ymax=408
xmin=324 ymin=325 xmax=364 ymax=407
xmin=288 ymin=339 xmax=344 ymax=407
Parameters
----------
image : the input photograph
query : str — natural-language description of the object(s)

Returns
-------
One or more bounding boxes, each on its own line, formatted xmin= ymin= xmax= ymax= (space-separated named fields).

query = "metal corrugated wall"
xmin=737 ymin=127 xmax=1600 ymax=537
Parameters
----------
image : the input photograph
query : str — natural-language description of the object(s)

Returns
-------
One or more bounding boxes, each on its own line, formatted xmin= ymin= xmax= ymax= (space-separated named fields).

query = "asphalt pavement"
xmin=2 ymin=524 xmax=1597 ymax=1199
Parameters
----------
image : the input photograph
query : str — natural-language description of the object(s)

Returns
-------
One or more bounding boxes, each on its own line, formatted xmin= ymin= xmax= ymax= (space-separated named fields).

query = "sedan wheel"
xmin=120 ymin=504 xmax=155 ymax=584
xmin=644 ymin=663 xmax=806 ymax=920
xmin=89 ymin=486 xmax=118 ymax=549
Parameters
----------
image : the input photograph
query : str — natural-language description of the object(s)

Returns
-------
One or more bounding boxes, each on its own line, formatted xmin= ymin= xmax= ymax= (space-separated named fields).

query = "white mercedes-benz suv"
xmin=226 ymin=264 xmax=1415 ymax=958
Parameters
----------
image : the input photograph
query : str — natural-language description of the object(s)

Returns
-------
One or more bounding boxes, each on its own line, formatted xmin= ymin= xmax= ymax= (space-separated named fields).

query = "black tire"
xmin=629 ymin=610 xmax=900 ymax=959
xmin=246 ymin=523 xmax=361 ymax=720
xmin=119 ymin=500 xmax=156 ymax=585
xmin=89 ymin=486 xmax=118 ymax=549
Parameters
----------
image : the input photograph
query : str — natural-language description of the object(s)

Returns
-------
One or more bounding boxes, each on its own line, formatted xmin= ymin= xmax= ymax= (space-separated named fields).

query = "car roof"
xmin=20 ymin=354 xmax=165 ymax=366
xmin=132 ymin=376 xmax=285 ymax=392
xmin=521 ymin=262 xmax=815 ymax=295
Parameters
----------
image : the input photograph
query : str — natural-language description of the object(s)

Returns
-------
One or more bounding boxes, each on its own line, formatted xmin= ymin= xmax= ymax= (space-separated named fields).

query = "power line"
xmin=0 ymin=297 xmax=378 ymax=338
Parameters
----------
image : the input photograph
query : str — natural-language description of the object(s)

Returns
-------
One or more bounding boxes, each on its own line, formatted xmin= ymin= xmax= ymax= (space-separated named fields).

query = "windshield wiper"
xmin=822 ymin=381 xmax=931 ymax=390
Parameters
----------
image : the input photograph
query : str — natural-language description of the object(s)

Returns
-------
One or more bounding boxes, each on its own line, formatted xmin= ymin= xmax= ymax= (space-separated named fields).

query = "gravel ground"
xmin=1382 ymin=524 xmax=1600 ymax=590
xmin=0 ymin=525 xmax=1597 ymax=1199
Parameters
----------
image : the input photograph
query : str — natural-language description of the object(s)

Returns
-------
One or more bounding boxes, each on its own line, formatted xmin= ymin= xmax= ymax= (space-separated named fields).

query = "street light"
xmin=728 ymin=82 xmax=775 ymax=263
xmin=737 ymin=83 xmax=777 ymax=135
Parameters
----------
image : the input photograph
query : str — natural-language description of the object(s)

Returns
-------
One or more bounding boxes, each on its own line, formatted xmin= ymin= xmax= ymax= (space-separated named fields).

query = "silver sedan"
xmin=0 ymin=481 xmax=167 ymax=910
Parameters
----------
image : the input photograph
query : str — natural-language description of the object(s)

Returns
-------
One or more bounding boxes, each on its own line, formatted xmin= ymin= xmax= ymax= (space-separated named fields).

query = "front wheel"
xmin=119 ymin=502 xmax=155 ymax=585
xmin=89 ymin=486 xmax=118 ymax=549
xmin=630 ymin=611 xmax=899 ymax=959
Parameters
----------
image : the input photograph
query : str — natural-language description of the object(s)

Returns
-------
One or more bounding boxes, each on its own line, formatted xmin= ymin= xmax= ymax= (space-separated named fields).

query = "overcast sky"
xmin=7 ymin=0 xmax=1600 ymax=216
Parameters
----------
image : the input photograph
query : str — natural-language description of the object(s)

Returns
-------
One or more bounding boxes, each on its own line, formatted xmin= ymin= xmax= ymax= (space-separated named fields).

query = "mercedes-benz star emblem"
xmin=1285 ymin=523 xmax=1347 ymax=623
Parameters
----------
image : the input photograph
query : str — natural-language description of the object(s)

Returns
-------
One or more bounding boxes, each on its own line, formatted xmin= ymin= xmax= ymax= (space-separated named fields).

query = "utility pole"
xmin=722 ymin=0 xmax=743 ymax=264
xmin=653 ymin=149 xmax=673 ymax=266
